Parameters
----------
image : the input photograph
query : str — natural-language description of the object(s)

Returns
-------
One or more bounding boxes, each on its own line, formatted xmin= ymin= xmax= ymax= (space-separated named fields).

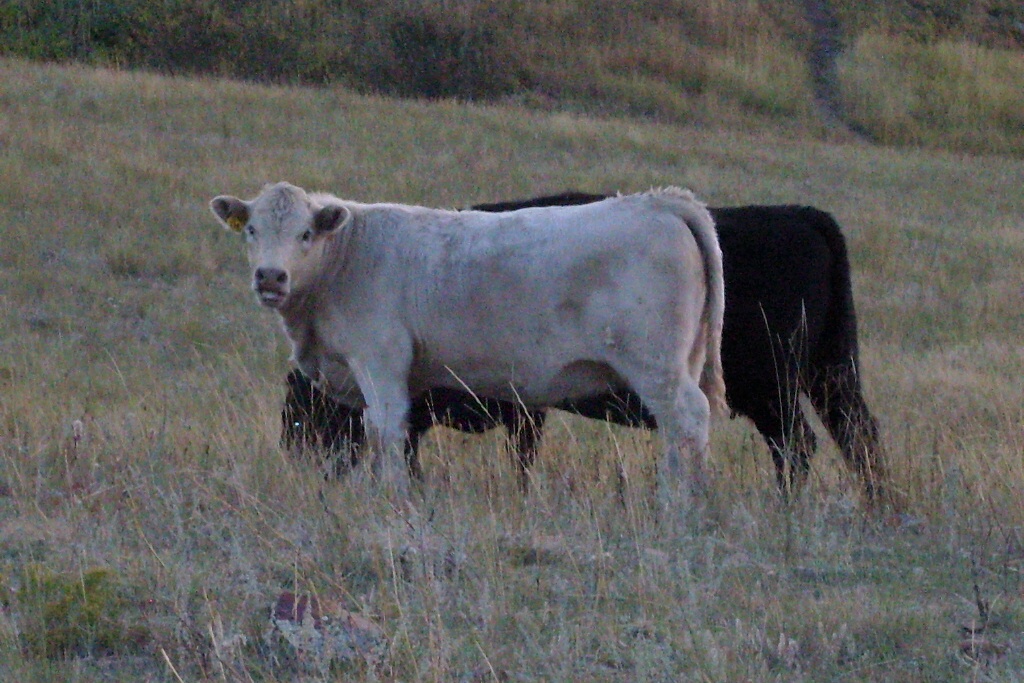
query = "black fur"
xmin=283 ymin=371 xmax=544 ymax=490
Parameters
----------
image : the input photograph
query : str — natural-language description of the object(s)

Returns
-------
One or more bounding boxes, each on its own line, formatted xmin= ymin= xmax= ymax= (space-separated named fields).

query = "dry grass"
xmin=1 ymin=58 xmax=1023 ymax=680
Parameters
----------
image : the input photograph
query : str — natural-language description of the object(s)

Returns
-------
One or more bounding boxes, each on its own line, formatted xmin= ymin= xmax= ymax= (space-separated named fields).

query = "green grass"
xmin=1 ymin=57 xmax=1023 ymax=680
xmin=838 ymin=32 xmax=1024 ymax=154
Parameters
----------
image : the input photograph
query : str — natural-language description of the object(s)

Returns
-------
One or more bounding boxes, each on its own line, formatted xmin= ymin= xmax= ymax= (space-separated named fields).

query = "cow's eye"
xmin=300 ymin=230 xmax=313 ymax=243
xmin=245 ymin=225 xmax=255 ymax=238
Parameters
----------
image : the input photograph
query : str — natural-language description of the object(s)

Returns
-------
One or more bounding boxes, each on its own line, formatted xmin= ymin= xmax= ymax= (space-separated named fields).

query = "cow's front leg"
xmin=360 ymin=383 xmax=412 ymax=495
xmin=349 ymin=344 xmax=414 ymax=495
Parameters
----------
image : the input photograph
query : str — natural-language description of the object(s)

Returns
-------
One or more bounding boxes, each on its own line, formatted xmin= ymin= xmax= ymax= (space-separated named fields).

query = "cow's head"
xmin=210 ymin=182 xmax=351 ymax=309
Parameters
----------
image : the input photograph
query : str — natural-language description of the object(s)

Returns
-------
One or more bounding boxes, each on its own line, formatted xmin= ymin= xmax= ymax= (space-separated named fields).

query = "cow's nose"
xmin=255 ymin=267 xmax=288 ymax=286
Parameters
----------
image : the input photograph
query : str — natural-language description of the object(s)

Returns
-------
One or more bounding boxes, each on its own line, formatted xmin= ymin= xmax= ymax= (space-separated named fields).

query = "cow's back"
xmin=712 ymin=205 xmax=841 ymax=408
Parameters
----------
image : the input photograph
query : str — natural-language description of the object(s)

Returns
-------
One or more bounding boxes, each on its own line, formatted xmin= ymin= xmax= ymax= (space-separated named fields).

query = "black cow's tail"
xmin=808 ymin=207 xmax=860 ymax=373
xmin=804 ymin=207 xmax=889 ymax=506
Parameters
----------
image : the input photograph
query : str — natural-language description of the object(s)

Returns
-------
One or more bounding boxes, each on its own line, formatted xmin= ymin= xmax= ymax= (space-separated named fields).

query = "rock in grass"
xmin=269 ymin=591 xmax=386 ymax=670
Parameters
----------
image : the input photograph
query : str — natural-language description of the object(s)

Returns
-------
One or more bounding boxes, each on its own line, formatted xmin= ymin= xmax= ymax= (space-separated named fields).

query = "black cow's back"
xmin=713 ymin=206 xmax=836 ymax=415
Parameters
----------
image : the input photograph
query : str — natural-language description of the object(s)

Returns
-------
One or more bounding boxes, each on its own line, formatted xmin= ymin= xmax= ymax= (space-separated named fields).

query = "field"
xmin=1 ymin=57 xmax=1023 ymax=681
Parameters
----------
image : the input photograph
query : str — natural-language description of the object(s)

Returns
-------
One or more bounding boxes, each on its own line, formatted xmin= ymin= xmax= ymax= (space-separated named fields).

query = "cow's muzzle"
xmin=253 ymin=267 xmax=289 ymax=307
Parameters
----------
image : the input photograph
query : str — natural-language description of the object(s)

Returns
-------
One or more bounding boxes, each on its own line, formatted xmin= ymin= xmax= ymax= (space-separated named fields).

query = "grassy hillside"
xmin=1 ymin=58 xmax=1023 ymax=680
xmin=2 ymin=0 xmax=1024 ymax=155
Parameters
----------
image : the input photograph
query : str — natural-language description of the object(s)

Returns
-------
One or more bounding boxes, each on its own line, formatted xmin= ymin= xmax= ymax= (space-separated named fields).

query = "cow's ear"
xmin=210 ymin=196 xmax=250 ymax=233
xmin=313 ymin=205 xmax=352 ymax=235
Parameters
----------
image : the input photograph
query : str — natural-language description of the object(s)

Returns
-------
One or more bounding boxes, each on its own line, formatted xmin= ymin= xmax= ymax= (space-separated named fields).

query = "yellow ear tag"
xmin=227 ymin=216 xmax=245 ymax=233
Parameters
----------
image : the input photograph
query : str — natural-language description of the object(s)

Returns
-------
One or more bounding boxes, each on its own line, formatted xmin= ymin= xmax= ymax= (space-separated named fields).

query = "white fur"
xmin=211 ymin=182 xmax=726 ymax=503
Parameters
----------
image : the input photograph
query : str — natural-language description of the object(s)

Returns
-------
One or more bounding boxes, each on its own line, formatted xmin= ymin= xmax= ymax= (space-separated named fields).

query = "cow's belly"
xmin=413 ymin=357 xmax=626 ymax=407
xmin=535 ymin=360 xmax=626 ymax=404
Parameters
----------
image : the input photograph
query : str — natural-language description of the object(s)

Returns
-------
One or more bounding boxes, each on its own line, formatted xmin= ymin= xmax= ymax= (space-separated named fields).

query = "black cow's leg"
xmin=808 ymin=366 xmax=887 ymax=507
xmin=305 ymin=411 xmax=361 ymax=480
xmin=786 ymin=413 xmax=817 ymax=495
xmin=507 ymin=409 xmax=545 ymax=493
xmin=331 ymin=433 xmax=363 ymax=479
xmin=404 ymin=428 xmax=427 ymax=482
xmin=743 ymin=397 xmax=816 ymax=501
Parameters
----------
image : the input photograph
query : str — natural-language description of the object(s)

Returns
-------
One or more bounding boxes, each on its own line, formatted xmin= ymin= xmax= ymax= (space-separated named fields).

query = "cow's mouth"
xmin=255 ymin=287 xmax=288 ymax=308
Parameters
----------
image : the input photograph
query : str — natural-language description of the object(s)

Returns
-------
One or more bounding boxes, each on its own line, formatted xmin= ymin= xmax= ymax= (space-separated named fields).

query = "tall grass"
xmin=1 ymin=58 xmax=1023 ymax=680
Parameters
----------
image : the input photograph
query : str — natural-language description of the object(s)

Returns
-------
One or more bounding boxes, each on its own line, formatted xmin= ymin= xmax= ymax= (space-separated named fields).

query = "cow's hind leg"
xmin=404 ymin=428 xmax=427 ymax=483
xmin=506 ymin=408 xmax=546 ymax=493
xmin=808 ymin=365 xmax=889 ymax=508
xmin=742 ymin=396 xmax=817 ymax=501
xmin=627 ymin=374 xmax=711 ymax=514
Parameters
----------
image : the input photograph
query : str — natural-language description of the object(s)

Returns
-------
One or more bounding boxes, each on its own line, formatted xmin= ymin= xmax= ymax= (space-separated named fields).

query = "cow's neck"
xmin=277 ymin=288 xmax=317 ymax=349
xmin=277 ymin=293 xmax=364 ymax=407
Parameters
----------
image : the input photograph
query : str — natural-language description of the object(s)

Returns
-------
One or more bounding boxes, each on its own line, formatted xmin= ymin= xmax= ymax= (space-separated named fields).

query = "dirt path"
xmin=802 ymin=0 xmax=875 ymax=139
